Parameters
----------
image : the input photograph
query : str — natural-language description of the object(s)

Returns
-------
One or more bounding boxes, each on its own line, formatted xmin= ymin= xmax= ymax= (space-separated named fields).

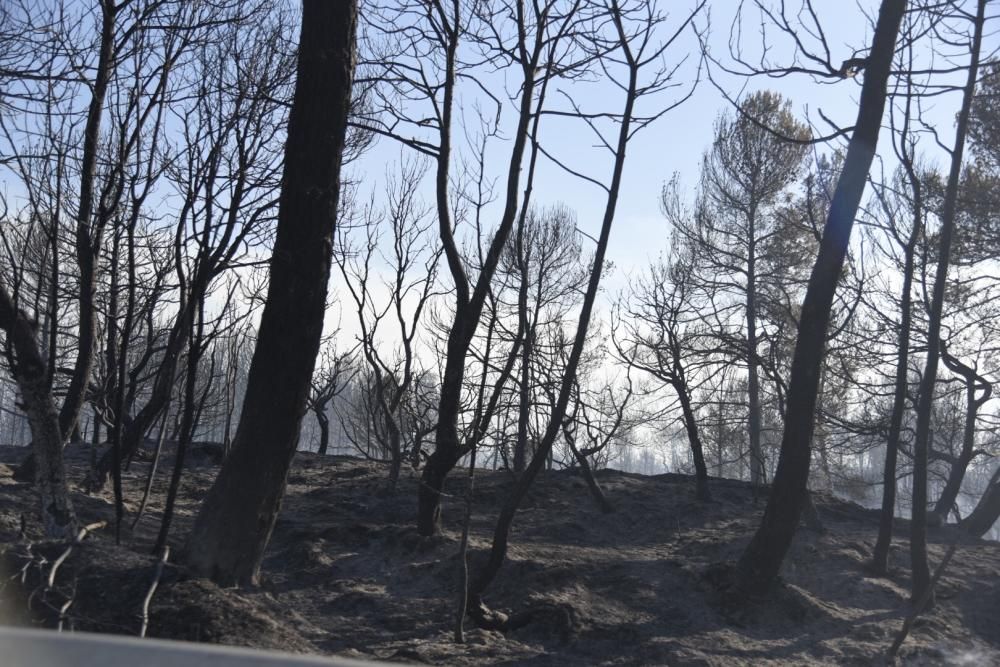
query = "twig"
xmin=45 ymin=521 xmax=105 ymax=633
xmin=57 ymin=578 xmax=76 ymax=632
xmin=47 ymin=521 xmax=107 ymax=590
xmin=139 ymin=546 xmax=170 ymax=638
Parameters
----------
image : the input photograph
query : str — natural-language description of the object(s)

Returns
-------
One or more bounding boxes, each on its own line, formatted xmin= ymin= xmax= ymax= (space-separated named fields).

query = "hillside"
xmin=1 ymin=443 xmax=998 ymax=666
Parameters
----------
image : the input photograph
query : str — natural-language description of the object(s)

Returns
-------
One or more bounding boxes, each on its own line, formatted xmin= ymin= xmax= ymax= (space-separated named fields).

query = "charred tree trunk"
xmin=871 ymin=161 xmax=922 ymax=576
xmin=106 ymin=228 xmax=127 ymax=542
xmin=0 ymin=285 xmax=77 ymax=539
xmin=415 ymin=2 xmax=468 ymax=536
xmin=564 ymin=425 xmax=614 ymax=514
xmin=417 ymin=9 xmax=545 ymax=535
xmin=93 ymin=271 xmax=207 ymax=488
xmin=734 ymin=0 xmax=905 ymax=596
xmin=130 ymin=398 xmax=171 ymax=536
xmin=315 ymin=407 xmax=331 ymax=456
xmin=183 ymin=0 xmax=357 ymax=586
xmin=155 ymin=329 xmax=212 ymax=554
xmin=908 ymin=0 xmax=984 ymax=605
xmin=513 ymin=215 xmax=532 ymax=475
xmin=467 ymin=22 xmax=639 ymax=616
xmin=932 ymin=348 xmax=991 ymax=521
xmin=15 ymin=1 xmax=117 ymax=483
xmin=746 ymin=237 xmax=764 ymax=493
xmin=676 ymin=382 xmax=711 ymax=502
xmin=387 ymin=420 xmax=403 ymax=490
xmin=58 ymin=0 xmax=117 ymax=442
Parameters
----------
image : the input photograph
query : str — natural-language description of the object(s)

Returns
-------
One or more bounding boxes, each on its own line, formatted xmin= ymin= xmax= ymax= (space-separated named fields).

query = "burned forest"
xmin=1 ymin=0 xmax=1000 ymax=665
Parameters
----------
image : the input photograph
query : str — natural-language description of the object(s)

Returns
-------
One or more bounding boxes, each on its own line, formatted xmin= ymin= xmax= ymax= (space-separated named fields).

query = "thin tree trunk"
xmin=514 ymin=215 xmax=531 ymax=475
xmin=106 ymin=228 xmax=126 ymax=542
xmin=467 ymin=27 xmax=639 ymax=620
xmin=155 ymin=334 xmax=208 ymax=554
xmin=387 ymin=423 xmax=403 ymax=490
xmin=416 ymin=0 xmax=468 ymax=535
xmin=315 ymin=408 xmax=330 ymax=456
xmin=933 ymin=349 xmax=991 ymax=520
xmin=417 ymin=8 xmax=547 ymax=535
xmin=564 ymin=425 xmax=614 ymax=514
xmin=871 ymin=181 xmax=921 ymax=575
xmin=734 ymin=0 xmax=905 ymax=596
xmin=746 ymin=241 xmax=764 ymax=493
xmin=676 ymin=383 xmax=711 ymax=501
xmin=183 ymin=0 xmax=357 ymax=586
xmin=45 ymin=219 xmax=59 ymax=393
xmin=908 ymin=0 xmax=984 ymax=604
xmin=130 ymin=398 xmax=171 ymax=537
xmin=89 ymin=412 xmax=101 ymax=481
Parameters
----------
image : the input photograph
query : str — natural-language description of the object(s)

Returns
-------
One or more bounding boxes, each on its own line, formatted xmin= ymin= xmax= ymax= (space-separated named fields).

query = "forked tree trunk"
xmin=562 ymin=423 xmax=614 ymax=514
xmin=183 ymin=0 xmax=357 ymax=586
xmin=93 ymin=276 xmax=203 ymax=488
xmin=0 ymin=285 xmax=77 ymax=539
xmin=467 ymin=22 xmax=640 ymax=618
xmin=734 ymin=0 xmax=906 ymax=596
xmin=15 ymin=1 xmax=117 ymax=484
xmin=933 ymin=350 xmax=991 ymax=521
xmin=417 ymin=9 xmax=549 ymax=535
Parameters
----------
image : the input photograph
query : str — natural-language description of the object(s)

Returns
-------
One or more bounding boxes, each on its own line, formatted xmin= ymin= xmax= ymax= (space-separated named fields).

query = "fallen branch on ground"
xmin=139 ymin=546 xmax=170 ymax=638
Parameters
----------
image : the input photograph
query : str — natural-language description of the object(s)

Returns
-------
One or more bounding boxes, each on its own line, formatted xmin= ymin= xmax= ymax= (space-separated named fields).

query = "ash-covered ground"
xmin=1 ymin=442 xmax=998 ymax=665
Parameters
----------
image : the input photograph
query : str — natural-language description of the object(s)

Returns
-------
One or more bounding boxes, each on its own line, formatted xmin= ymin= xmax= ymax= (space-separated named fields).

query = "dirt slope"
xmin=1 ymin=443 xmax=998 ymax=665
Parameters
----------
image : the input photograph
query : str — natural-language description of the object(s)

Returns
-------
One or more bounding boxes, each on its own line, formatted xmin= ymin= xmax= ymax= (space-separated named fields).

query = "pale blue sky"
xmin=347 ymin=0 xmax=941 ymax=299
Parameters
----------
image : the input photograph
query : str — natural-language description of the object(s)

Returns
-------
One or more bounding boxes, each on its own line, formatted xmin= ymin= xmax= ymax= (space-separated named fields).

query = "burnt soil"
xmin=1 ymin=442 xmax=998 ymax=665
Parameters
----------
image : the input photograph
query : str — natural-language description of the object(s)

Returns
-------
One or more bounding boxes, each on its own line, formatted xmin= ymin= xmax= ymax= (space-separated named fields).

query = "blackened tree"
xmin=184 ymin=0 xmax=358 ymax=586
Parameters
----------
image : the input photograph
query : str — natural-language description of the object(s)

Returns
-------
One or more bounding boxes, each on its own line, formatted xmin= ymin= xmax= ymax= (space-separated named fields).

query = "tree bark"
xmin=0 ymin=284 xmax=77 ymax=539
xmin=467 ymin=14 xmax=640 ymax=613
xmin=932 ymin=348 xmax=991 ymax=521
xmin=746 ymin=236 xmax=764 ymax=492
xmin=417 ymin=7 xmax=547 ymax=535
xmin=871 ymin=164 xmax=922 ymax=576
xmin=58 ymin=0 xmax=117 ymax=442
xmin=562 ymin=421 xmax=614 ymax=514
xmin=734 ymin=0 xmax=906 ymax=596
xmin=183 ymin=0 xmax=357 ymax=586
xmin=676 ymin=382 xmax=711 ymax=502
xmin=14 ymin=0 xmax=117 ymax=484
xmin=315 ymin=408 xmax=330 ymax=456
xmin=908 ymin=0 xmax=984 ymax=605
